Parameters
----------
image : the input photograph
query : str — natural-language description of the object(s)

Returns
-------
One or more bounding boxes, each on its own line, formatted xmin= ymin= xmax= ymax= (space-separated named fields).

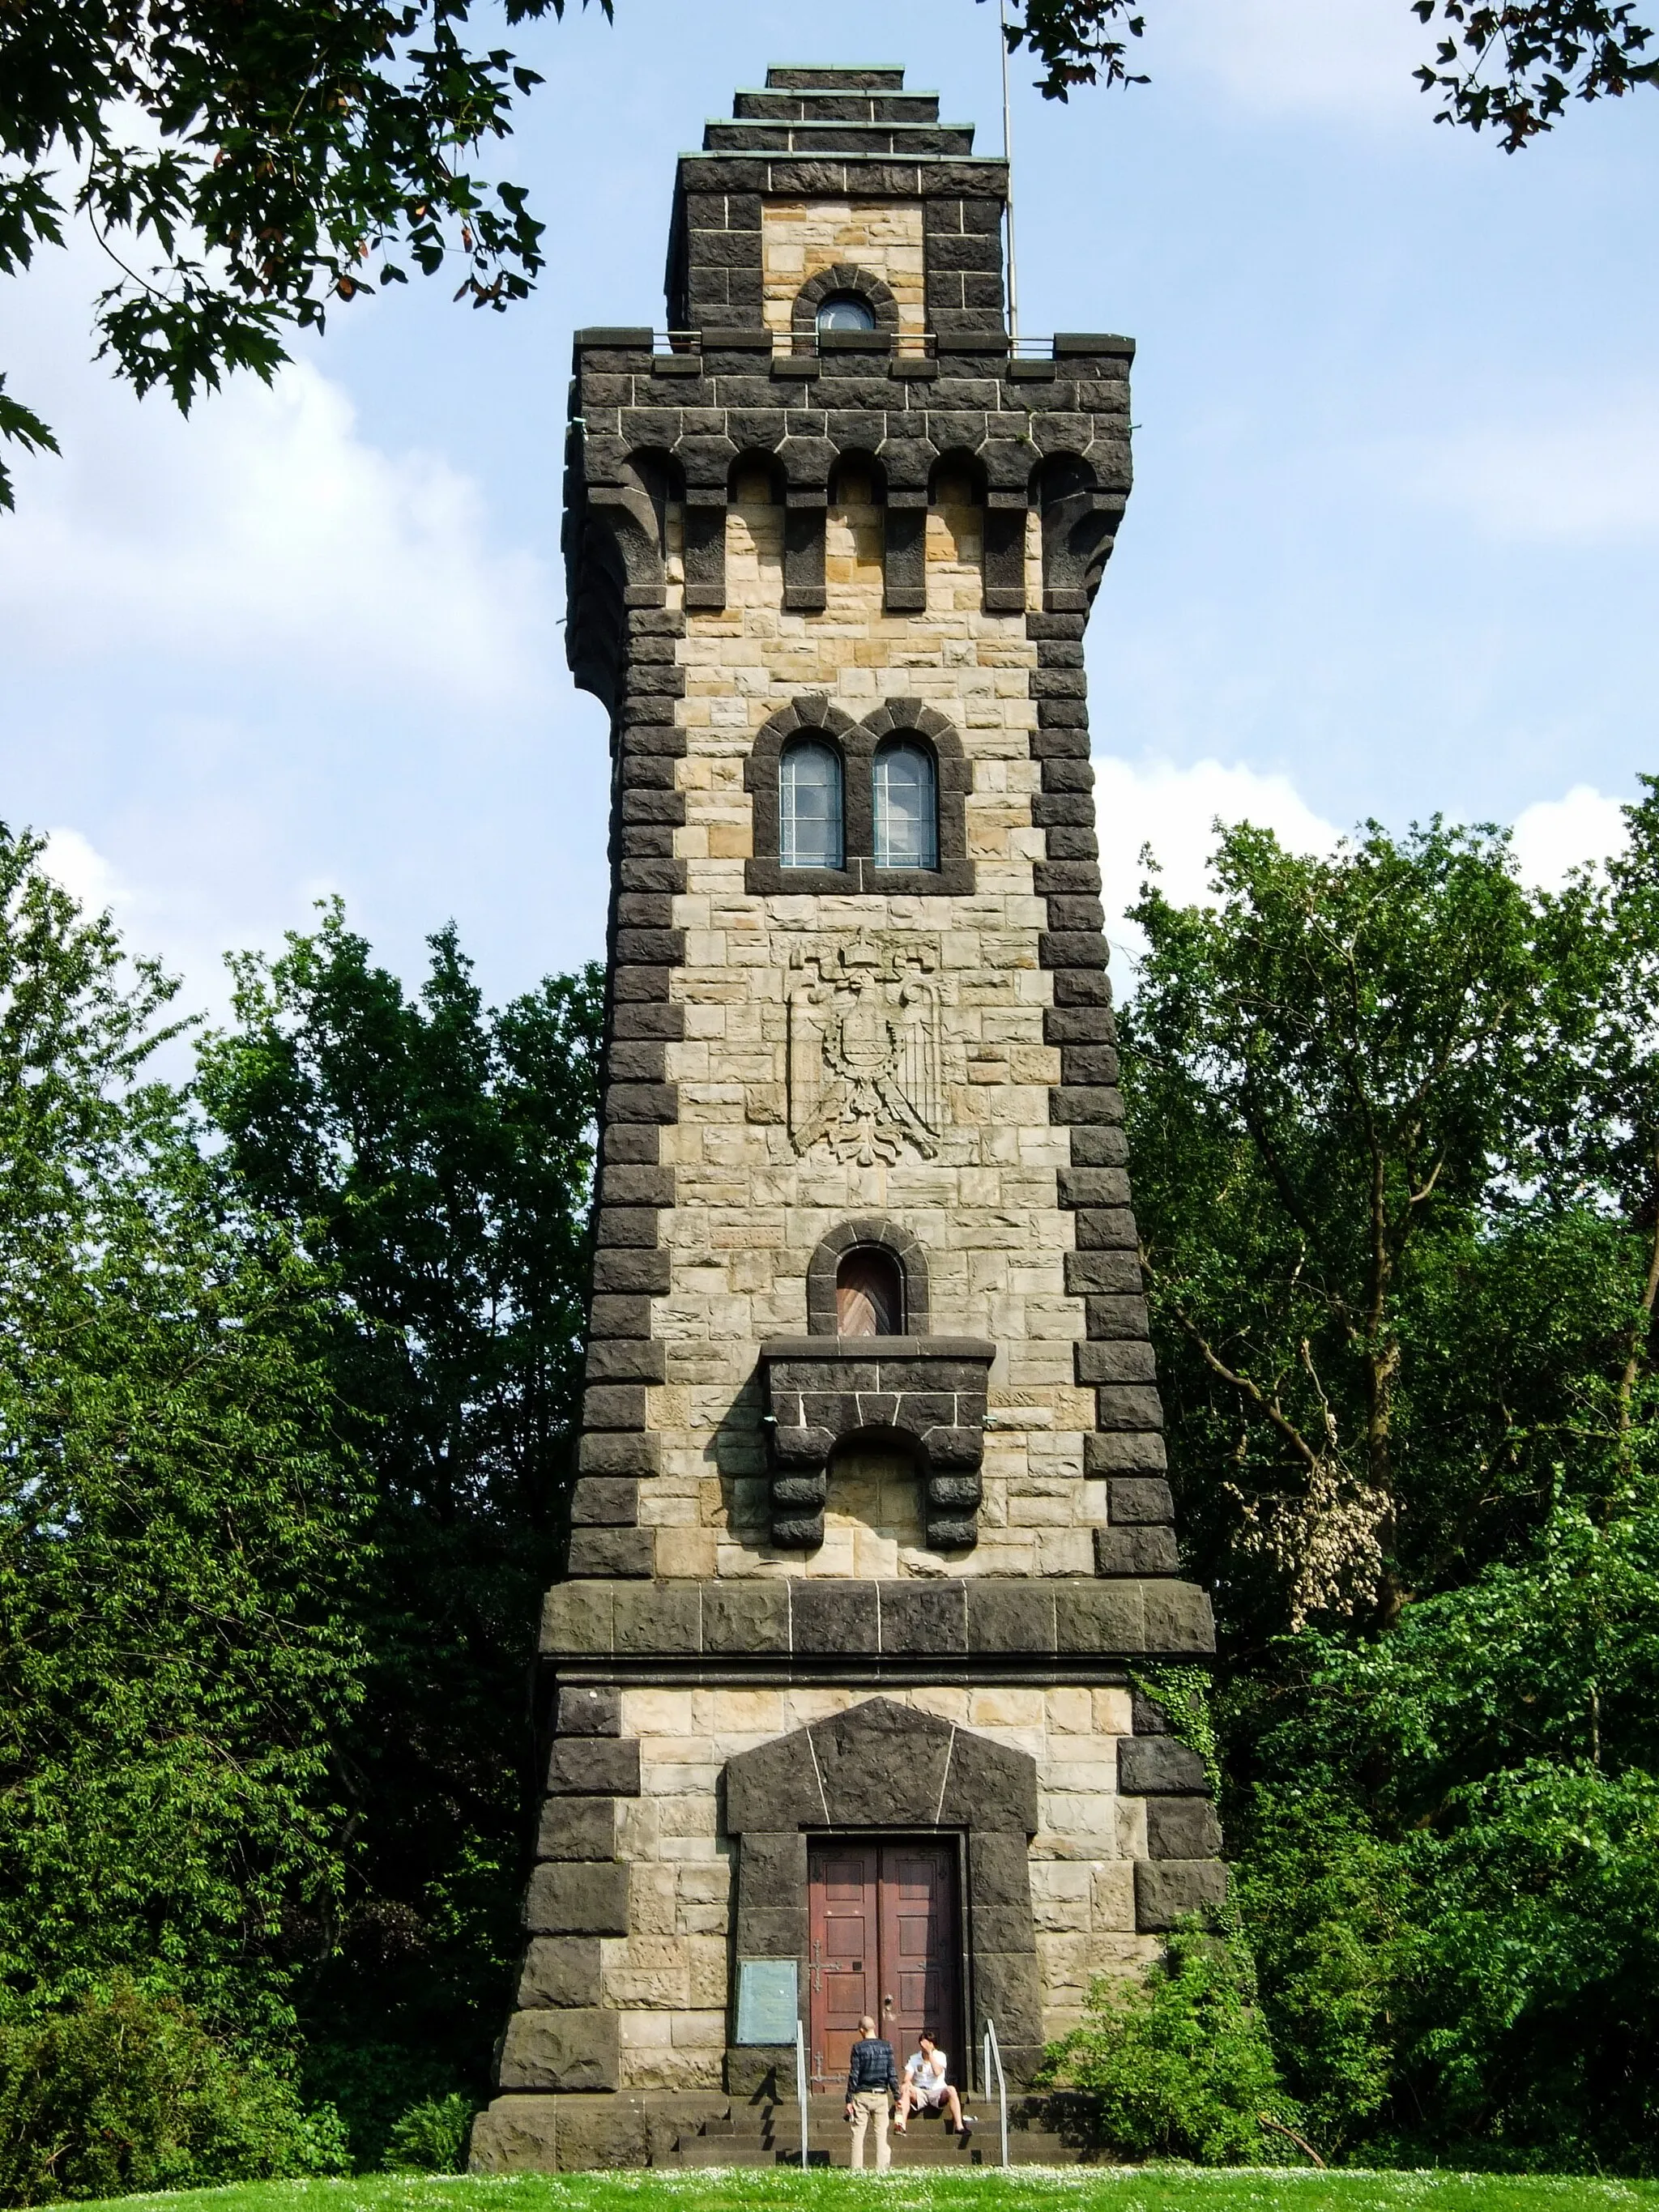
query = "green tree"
xmin=1119 ymin=816 xmax=1619 ymax=1640
xmin=1007 ymin=0 xmax=1659 ymax=144
xmin=1245 ymin=1474 xmax=1659 ymax=2169
xmin=1123 ymin=783 xmax=1659 ymax=2167
xmin=195 ymin=904 xmax=602 ymax=2156
xmin=1041 ymin=1926 xmax=1299 ymax=2164
xmin=0 ymin=827 xmax=370 ymax=2042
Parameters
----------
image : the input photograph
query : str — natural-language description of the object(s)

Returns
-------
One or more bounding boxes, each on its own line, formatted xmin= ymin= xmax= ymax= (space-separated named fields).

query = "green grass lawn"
xmin=91 ymin=2172 xmax=1659 ymax=2212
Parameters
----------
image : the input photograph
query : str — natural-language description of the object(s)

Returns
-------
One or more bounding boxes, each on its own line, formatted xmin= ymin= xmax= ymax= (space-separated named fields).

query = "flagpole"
xmin=999 ymin=0 xmax=1021 ymax=344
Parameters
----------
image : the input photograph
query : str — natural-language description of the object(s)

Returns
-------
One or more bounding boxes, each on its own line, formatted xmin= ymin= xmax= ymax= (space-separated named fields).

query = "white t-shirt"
xmin=905 ymin=2050 xmax=948 ymax=2100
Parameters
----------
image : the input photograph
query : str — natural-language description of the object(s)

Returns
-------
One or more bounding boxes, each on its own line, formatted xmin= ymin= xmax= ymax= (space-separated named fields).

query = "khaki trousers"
xmin=848 ymin=2088 xmax=891 ymax=2170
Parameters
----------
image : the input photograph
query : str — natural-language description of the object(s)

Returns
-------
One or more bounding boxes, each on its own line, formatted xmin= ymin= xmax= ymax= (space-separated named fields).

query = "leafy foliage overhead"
xmin=1003 ymin=0 xmax=1659 ymax=144
xmin=3 ymin=0 xmax=1656 ymax=504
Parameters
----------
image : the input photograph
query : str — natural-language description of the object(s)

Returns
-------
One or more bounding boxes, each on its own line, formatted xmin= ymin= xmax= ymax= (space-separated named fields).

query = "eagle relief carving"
xmin=787 ymin=932 xmax=945 ymax=1165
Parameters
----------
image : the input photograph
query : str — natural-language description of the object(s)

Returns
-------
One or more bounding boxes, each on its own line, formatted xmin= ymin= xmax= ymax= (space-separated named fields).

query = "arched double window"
xmin=779 ymin=739 xmax=844 ymax=869
xmin=778 ymin=737 xmax=937 ymax=875
xmin=872 ymin=740 xmax=938 ymax=871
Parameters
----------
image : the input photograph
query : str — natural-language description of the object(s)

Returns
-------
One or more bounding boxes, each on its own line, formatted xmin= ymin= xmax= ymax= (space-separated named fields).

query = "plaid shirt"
xmin=846 ymin=2036 xmax=899 ymax=2099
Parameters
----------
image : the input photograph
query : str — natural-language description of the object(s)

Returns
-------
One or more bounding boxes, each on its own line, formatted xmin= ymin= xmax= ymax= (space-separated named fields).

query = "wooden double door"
xmin=806 ymin=1838 xmax=962 ymax=2094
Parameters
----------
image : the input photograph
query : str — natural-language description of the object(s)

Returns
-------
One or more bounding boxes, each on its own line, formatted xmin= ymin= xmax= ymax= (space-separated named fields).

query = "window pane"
xmin=873 ymin=741 xmax=938 ymax=870
xmin=817 ymin=294 xmax=876 ymax=333
xmin=780 ymin=740 xmax=844 ymax=869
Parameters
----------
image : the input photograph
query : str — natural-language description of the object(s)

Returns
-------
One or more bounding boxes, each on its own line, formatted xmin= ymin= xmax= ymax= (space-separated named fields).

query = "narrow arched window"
xmin=779 ymin=739 xmax=844 ymax=869
xmin=837 ymin=1248 xmax=903 ymax=1336
xmin=872 ymin=739 xmax=938 ymax=871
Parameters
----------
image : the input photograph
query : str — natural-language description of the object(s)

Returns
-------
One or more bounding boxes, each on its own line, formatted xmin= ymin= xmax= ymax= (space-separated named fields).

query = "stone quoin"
xmin=470 ymin=63 xmax=1226 ymax=2172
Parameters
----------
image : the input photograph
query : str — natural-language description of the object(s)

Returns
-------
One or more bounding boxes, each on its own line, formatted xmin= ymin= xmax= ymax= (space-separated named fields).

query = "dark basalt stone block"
xmin=1134 ymin=1857 xmax=1229 ymax=1931
xmin=1094 ymin=1527 xmax=1181 ymax=1578
xmin=539 ymin=1581 xmax=613 ymax=1656
xmin=1118 ymin=1735 xmax=1209 ymax=1796
xmin=516 ymin=1936 xmax=603 ymax=2010
xmin=565 ymin=1527 xmax=652 ymax=1579
xmin=724 ymin=2047 xmax=793 ymax=2099
xmin=702 ymin=1579 xmax=789 ymax=1655
xmin=545 ymin=1737 xmax=640 ymax=1798
xmin=880 ymin=1579 xmax=968 ymax=1655
xmin=611 ymin=1583 xmax=700 ymax=1655
xmin=965 ymin=1580 xmax=1057 ymax=1653
xmin=970 ymin=1950 xmax=1044 ymax=2045
xmin=725 ymin=1726 xmax=825 ymax=1833
xmin=1075 ymin=1340 xmax=1158 ymax=1386
xmin=1144 ymin=1579 xmax=1217 ymax=1653
xmin=1145 ymin=1796 xmax=1224 ymax=1860
xmin=734 ymin=1903 xmax=808 ymax=1955
xmin=791 ymin=1576 xmax=879 ymax=1655
xmin=497 ymin=2009 xmax=622 ymax=2094
xmin=1054 ymin=1580 xmax=1146 ymax=1655
xmin=740 ymin=1829 xmax=808 ymax=1892
xmin=569 ymin=1477 xmax=639 ymax=1528
xmin=771 ymin=1511 xmax=825 ymax=1549
xmin=1081 ymin=1295 xmax=1152 ymax=1342
xmin=534 ymin=1796 xmax=617 ymax=1862
xmin=579 ymin=1383 xmax=649 ymax=1430
xmin=554 ymin=1684 xmax=621 ymax=1738
xmin=812 ymin=1701 xmax=953 ymax=1826
xmin=1108 ymin=1477 xmax=1175 ymax=1525
xmin=586 ymin=1293 xmax=655 ymax=1338
xmin=926 ymin=1514 xmax=978 ymax=1549
xmin=969 ymin=1829 xmax=1038 ymax=1909
xmin=523 ymin=1862 xmax=630 ymax=1936
xmin=938 ymin=1732 xmax=1039 ymax=1834
xmin=583 ymin=1339 xmax=667 ymax=1383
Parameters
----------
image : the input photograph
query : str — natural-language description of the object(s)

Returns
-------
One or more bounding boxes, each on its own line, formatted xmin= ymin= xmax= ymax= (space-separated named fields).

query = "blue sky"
xmin=2 ymin=0 xmax=1657 ymax=1016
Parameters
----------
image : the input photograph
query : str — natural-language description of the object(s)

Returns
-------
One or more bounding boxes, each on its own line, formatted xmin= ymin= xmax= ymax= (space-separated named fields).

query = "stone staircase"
xmin=667 ymin=2094 xmax=1081 ymax=2168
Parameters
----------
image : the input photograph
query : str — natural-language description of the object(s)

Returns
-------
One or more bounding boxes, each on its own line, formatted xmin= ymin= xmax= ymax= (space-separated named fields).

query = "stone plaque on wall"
xmin=734 ymin=1958 xmax=800 ymax=2044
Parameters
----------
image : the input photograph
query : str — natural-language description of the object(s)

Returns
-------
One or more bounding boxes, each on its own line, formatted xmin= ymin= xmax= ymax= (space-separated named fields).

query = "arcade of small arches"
xmin=595 ymin=435 xmax=1118 ymax=637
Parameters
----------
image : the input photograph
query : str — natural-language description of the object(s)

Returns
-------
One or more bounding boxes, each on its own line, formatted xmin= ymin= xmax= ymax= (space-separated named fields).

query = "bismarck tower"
xmin=471 ymin=64 xmax=1225 ymax=2172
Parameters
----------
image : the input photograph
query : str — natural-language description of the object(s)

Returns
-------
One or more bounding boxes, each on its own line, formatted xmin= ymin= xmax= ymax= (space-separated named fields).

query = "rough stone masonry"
xmin=471 ymin=64 xmax=1226 ymax=2173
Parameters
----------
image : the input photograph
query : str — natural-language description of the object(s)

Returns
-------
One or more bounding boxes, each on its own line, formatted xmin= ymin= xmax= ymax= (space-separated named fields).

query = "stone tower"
xmin=471 ymin=64 xmax=1224 ymax=2173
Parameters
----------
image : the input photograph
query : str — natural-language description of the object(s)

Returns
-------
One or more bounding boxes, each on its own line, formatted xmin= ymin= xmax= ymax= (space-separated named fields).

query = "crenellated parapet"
xmin=565 ymin=326 xmax=1133 ymax=701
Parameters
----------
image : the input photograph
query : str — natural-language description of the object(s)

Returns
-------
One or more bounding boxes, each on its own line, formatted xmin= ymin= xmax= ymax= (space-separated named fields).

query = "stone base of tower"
xmin=473 ymin=1577 xmax=1224 ymax=2172
xmin=469 ymin=2087 xmax=1103 ymax=2170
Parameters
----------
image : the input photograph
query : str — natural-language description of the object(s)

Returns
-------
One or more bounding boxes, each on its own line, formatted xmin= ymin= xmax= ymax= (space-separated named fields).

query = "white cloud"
xmin=42 ymin=827 xmax=130 ymax=918
xmin=1159 ymin=0 xmax=1427 ymax=121
xmin=0 ymin=354 xmax=555 ymax=705
xmin=1510 ymin=783 xmax=1627 ymax=888
xmin=1093 ymin=754 xmax=1341 ymax=974
xmin=1395 ymin=390 xmax=1659 ymax=543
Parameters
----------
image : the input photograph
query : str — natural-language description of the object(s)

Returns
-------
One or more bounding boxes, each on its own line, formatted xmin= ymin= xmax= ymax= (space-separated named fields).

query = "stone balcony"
xmin=757 ymin=1334 xmax=996 ymax=1549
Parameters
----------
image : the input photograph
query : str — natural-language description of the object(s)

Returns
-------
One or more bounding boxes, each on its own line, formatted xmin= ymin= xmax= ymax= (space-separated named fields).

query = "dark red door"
xmin=808 ymin=1840 xmax=961 ymax=2093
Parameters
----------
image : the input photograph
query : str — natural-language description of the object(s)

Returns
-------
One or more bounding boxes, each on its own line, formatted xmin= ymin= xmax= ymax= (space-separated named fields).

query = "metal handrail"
xmin=795 ymin=2018 xmax=810 ymax=2170
xmin=648 ymin=329 xmax=1059 ymax=360
xmin=981 ymin=2016 xmax=1009 ymax=2169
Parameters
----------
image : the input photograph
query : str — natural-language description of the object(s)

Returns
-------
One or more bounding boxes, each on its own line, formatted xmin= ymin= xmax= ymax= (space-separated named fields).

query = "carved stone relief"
xmin=787 ymin=932 xmax=944 ymax=1165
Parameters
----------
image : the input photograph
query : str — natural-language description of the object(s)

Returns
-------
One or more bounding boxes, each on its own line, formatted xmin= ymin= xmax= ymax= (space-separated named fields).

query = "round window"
xmin=816 ymin=292 xmax=877 ymax=334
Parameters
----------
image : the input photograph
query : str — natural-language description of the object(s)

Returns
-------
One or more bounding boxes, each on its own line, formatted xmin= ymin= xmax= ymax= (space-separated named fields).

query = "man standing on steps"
xmin=845 ymin=2014 xmax=901 ymax=2171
